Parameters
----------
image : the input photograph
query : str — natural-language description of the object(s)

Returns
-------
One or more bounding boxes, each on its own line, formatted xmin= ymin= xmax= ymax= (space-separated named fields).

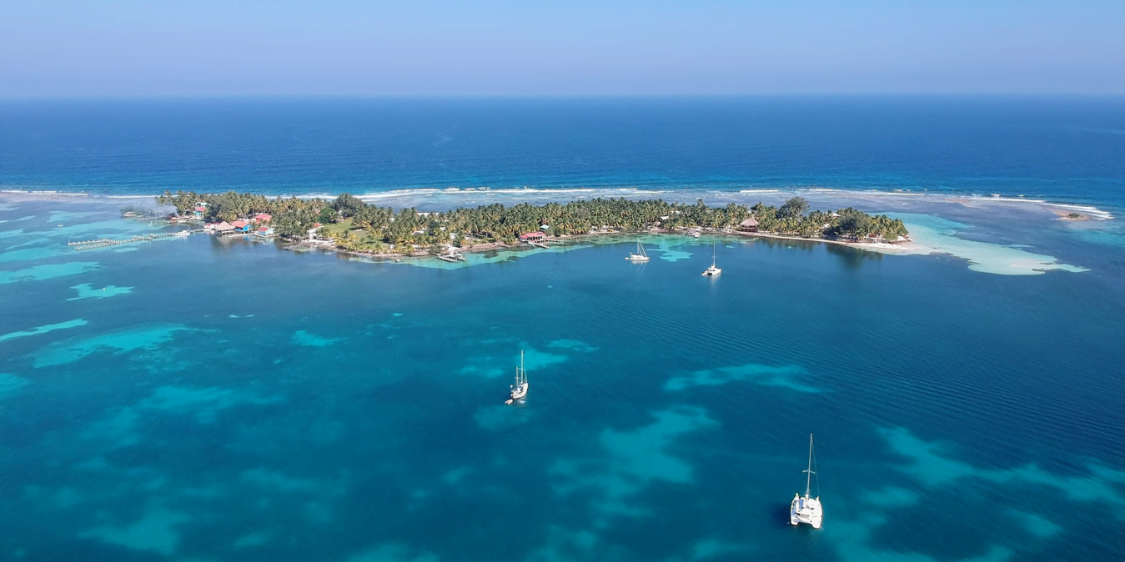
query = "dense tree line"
xmin=157 ymin=191 xmax=907 ymax=253
xmin=751 ymin=198 xmax=908 ymax=241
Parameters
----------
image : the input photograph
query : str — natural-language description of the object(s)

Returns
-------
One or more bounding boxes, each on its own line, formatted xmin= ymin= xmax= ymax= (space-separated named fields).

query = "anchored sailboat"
xmin=702 ymin=241 xmax=722 ymax=276
xmin=789 ymin=433 xmax=823 ymax=529
xmin=627 ymin=241 xmax=650 ymax=263
xmin=505 ymin=350 xmax=529 ymax=405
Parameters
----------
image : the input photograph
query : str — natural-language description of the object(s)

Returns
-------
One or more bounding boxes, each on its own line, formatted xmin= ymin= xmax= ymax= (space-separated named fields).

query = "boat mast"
xmin=712 ymin=242 xmax=717 ymax=267
xmin=520 ymin=350 xmax=525 ymax=385
xmin=803 ymin=433 xmax=815 ymax=498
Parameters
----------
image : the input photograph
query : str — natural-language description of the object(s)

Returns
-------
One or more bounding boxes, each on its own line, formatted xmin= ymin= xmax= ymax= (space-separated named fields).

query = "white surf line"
xmin=3 ymin=186 xmax=1118 ymax=221
xmin=1046 ymin=203 xmax=1115 ymax=220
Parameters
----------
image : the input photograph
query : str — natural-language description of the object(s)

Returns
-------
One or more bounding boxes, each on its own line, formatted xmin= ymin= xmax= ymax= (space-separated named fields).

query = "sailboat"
xmin=505 ymin=350 xmax=529 ymax=405
xmin=627 ymin=241 xmax=650 ymax=263
xmin=702 ymin=241 xmax=722 ymax=276
xmin=789 ymin=433 xmax=823 ymax=529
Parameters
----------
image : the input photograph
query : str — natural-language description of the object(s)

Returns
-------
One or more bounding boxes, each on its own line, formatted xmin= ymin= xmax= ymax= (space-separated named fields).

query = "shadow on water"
xmin=769 ymin=503 xmax=795 ymax=529
xmin=825 ymin=241 xmax=884 ymax=269
xmin=753 ymin=237 xmax=820 ymax=253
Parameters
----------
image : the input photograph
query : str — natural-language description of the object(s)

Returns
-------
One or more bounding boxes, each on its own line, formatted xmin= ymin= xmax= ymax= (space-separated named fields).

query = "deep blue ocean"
xmin=1 ymin=98 xmax=1124 ymax=562
xmin=3 ymin=97 xmax=1125 ymax=207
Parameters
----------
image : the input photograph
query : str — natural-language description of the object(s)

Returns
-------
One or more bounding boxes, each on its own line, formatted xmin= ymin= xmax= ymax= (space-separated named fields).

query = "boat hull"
xmin=789 ymin=494 xmax=823 ymax=529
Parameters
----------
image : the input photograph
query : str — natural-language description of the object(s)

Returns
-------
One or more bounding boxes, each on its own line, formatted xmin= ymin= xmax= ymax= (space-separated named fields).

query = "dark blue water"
xmin=3 ymin=97 xmax=1125 ymax=206
xmin=2 ymin=197 xmax=1125 ymax=561
xmin=2 ymin=99 xmax=1125 ymax=561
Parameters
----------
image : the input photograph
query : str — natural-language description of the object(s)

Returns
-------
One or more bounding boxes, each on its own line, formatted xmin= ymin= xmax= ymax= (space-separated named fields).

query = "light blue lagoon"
xmin=1 ymin=192 xmax=1123 ymax=562
xmin=1 ymin=97 xmax=1124 ymax=562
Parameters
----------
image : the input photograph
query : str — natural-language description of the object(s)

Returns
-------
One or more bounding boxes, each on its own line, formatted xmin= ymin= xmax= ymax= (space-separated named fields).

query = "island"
xmin=156 ymin=191 xmax=909 ymax=258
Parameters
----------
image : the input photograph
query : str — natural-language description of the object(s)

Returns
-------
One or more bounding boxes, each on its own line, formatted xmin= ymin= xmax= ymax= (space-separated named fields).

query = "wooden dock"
xmin=69 ymin=230 xmax=198 ymax=250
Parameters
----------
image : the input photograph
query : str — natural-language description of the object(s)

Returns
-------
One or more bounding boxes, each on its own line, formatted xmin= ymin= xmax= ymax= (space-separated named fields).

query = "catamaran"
xmin=790 ymin=433 xmax=823 ymax=529
xmin=505 ymin=350 xmax=529 ymax=405
xmin=702 ymin=242 xmax=721 ymax=276
xmin=627 ymin=241 xmax=650 ymax=263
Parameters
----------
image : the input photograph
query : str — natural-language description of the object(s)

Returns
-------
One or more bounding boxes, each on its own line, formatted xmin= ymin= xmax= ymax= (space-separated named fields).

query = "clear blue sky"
xmin=2 ymin=0 xmax=1124 ymax=97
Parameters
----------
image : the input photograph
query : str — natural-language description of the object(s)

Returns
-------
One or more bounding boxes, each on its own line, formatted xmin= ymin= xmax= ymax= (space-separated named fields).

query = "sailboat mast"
xmin=805 ymin=433 xmax=814 ymax=497
xmin=520 ymin=350 xmax=525 ymax=385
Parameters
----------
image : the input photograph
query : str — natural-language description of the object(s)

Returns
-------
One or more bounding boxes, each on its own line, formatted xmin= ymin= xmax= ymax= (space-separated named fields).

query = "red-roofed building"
xmin=519 ymin=231 xmax=546 ymax=241
xmin=254 ymin=213 xmax=272 ymax=223
xmin=231 ymin=220 xmax=252 ymax=232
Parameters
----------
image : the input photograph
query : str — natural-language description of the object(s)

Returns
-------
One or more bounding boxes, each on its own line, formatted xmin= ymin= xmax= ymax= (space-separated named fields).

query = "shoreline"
xmin=282 ymin=228 xmax=915 ymax=263
xmin=1047 ymin=206 xmax=1098 ymax=221
xmin=189 ymin=210 xmax=1086 ymax=277
xmin=0 ymin=188 xmax=1101 ymax=276
xmin=0 ymin=191 xmax=1093 ymax=278
xmin=1 ymin=187 xmax=1117 ymax=221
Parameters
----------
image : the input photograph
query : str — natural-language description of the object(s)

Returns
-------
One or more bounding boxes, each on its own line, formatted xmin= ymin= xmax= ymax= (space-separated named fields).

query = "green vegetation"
xmin=752 ymin=199 xmax=908 ymax=241
xmin=319 ymin=218 xmax=354 ymax=237
xmin=157 ymin=191 xmax=908 ymax=255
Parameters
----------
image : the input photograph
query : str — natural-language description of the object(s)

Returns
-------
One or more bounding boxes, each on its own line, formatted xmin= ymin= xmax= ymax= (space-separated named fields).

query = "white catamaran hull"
xmin=790 ymin=433 xmax=823 ymax=529
xmin=790 ymin=494 xmax=823 ymax=528
xmin=703 ymin=242 xmax=720 ymax=276
xmin=628 ymin=242 xmax=650 ymax=263
xmin=506 ymin=351 xmax=529 ymax=404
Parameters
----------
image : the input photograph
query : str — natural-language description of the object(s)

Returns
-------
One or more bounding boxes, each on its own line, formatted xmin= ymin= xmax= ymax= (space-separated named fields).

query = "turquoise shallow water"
xmin=1 ymin=197 xmax=1124 ymax=561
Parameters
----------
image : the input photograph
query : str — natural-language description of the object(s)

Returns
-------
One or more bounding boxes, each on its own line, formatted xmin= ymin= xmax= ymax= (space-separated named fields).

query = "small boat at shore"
xmin=790 ymin=433 xmax=823 ymax=529
xmin=627 ymin=241 xmax=650 ymax=263
xmin=505 ymin=350 xmax=529 ymax=405
xmin=702 ymin=242 xmax=721 ymax=276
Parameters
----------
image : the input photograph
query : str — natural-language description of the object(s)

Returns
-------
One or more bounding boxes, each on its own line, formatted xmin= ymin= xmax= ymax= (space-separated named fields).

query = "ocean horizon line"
xmin=5 ymin=93 xmax=1125 ymax=102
